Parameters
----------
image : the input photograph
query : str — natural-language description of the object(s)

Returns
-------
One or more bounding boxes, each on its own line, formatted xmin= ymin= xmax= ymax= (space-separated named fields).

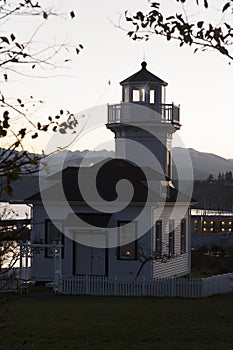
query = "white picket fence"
xmin=59 ymin=273 xmax=233 ymax=298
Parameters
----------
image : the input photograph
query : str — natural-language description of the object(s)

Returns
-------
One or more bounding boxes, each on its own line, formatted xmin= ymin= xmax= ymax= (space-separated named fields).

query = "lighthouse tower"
xmin=106 ymin=62 xmax=181 ymax=179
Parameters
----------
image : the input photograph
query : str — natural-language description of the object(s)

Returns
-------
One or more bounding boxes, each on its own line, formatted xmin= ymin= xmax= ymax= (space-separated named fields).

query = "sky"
xmin=2 ymin=0 xmax=233 ymax=159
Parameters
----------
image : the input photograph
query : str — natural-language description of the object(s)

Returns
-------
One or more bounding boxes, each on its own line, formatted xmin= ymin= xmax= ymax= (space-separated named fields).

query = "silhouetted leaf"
xmin=70 ymin=11 xmax=75 ymax=18
xmin=125 ymin=15 xmax=133 ymax=22
xmin=218 ymin=46 xmax=229 ymax=55
xmin=225 ymin=22 xmax=231 ymax=30
xmin=43 ymin=12 xmax=48 ymax=19
xmin=151 ymin=2 xmax=160 ymax=9
xmin=176 ymin=13 xmax=185 ymax=24
xmin=127 ymin=31 xmax=134 ymax=37
xmin=0 ymin=36 xmax=9 ymax=44
xmin=166 ymin=16 xmax=175 ymax=20
xmin=31 ymin=132 xmax=38 ymax=139
xmin=19 ymin=128 xmax=26 ymax=138
xmin=204 ymin=0 xmax=208 ymax=8
xmin=222 ymin=2 xmax=230 ymax=12
xmin=76 ymin=48 xmax=80 ymax=55
xmin=3 ymin=74 xmax=7 ymax=82
xmin=15 ymin=42 xmax=22 ymax=49
xmin=42 ymin=125 xmax=48 ymax=131
xmin=3 ymin=111 xmax=9 ymax=119
xmin=197 ymin=21 xmax=204 ymax=28
xmin=0 ymin=127 xmax=7 ymax=137
xmin=10 ymin=34 xmax=15 ymax=41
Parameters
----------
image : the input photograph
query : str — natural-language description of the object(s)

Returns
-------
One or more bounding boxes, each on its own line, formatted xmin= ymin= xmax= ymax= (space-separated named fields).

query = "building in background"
xmin=191 ymin=209 xmax=233 ymax=249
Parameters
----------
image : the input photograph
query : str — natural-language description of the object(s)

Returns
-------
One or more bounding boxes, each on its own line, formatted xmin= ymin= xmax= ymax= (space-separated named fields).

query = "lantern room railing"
xmin=107 ymin=103 xmax=180 ymax=128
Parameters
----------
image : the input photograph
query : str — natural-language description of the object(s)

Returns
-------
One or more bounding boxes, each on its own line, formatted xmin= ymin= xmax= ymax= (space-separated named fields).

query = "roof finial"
xmin=143 ymin=51 xmax=146 ymax=61
xmin=141 ymin=61 xmax=147 ymax=69
xmin=141 ymin=52 xmax=147 ymax=69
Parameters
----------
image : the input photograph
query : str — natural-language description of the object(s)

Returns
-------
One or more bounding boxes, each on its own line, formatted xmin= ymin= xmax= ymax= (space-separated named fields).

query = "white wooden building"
xmin=27 ymin=62 xmax=192 ymax=282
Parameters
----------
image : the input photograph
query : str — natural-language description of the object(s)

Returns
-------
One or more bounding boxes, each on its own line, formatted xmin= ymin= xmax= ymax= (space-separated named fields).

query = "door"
xmin=74 ymin=232 xmax=107 ymax=276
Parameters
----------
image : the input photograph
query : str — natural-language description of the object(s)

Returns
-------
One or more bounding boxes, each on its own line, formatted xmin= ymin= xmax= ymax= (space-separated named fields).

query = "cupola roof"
xmin=120 ymin=61 xmax=167 ymax=86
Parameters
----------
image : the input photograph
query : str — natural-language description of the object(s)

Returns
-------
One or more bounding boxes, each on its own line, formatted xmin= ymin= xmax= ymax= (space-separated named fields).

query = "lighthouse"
xmin=106 ymin=61 xmax=181 ymax=179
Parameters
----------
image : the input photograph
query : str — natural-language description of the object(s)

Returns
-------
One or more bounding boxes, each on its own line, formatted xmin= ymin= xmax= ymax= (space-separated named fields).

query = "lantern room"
xmin=120 ymin=61 xmax=167 ymax=106
xmin=107 ymin=62 xmax=180 ymax=129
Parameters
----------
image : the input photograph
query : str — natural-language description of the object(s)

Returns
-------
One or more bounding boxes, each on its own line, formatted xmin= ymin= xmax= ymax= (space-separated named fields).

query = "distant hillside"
xmin=192 ymin=180 xmax=233 ymax=211
xmin=47 ymin=147 xmax=233 ymax=181
xmin=172 ymin=148 xmax=233 ymax=180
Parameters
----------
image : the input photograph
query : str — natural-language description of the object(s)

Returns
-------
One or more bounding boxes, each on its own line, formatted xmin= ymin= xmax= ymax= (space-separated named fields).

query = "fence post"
xmin=142 ymin=276 xmax=145 ymax=296
xmin=114 ymin=275 xmax=117 ymax=296
xmin=19 ymin=240 xmax=23 ymax=294
xmin=85 ymin=275 xmax=90 ymax=295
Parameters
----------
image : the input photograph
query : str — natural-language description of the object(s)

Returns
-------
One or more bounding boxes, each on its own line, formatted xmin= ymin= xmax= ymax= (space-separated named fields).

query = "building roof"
xmin=120 ymin=61 xmax=168 ymax=86
xmin=26 ymin=158 xmax=192 ymax=205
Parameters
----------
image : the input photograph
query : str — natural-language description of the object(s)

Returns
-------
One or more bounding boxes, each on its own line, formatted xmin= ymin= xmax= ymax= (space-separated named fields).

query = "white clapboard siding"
xmin=152 ymin=205 xmax=190 ymax=278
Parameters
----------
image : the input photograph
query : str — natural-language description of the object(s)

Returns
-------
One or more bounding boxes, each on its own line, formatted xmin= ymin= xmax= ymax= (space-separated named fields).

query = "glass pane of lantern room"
xmin=150 ymin=89 xmax=155 ymax=103
xmin=162 ymin=86 xmax=166 ymax=104
xmin=133 ymin=89 xmax=140 ymax=102
xmin=140 ymin=88 xmax=145 ymax=102
xmin=124 ymin=87 xmax=129 ymax=102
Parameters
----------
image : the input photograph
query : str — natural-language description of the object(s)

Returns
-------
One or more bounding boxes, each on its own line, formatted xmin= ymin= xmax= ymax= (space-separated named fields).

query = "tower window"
xmin=124 ymin=86 xmax=129 ymax=102
xmin=133 ymin=88 xmax=145 ymax=102
xmin=133 ymin=89 xmax=140 ymax=101
xmin=150 ymin=89 xmax=156 ymax=103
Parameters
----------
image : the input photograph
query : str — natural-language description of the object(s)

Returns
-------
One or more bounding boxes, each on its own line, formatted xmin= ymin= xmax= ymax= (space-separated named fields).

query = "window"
xmin=150 ymin=89 xmax=156 ymax=103
xmin=167 ymin=150 xmax=171 ymax=178
xmin=155 ymin=220 xmax=162 ymax=256
xmin=180 ymin=219 xmax=186 ymax=254
xmin=194 ymin=219 xmax=199 ymax=232
xmin=202 ymin=219 xmax=214 ymax=233
xmin=45 ymin=220 xmax=64 ymax=258
xmin=133 ymin=89 xmax=140 ymax=102
xmin=117 ymin=221 xmax=137 ymax=260
xmin=169 ymin=220 xmax=175 ymax=256
xmin=124 ymin=86 xmax=129 ymax=102
xmin=133 ymin=88 xmax=145 ymax=102
xmin=162 ymin=86 xmax=166 ymax=104
xmin=220 ymin=220 xmax=233 ymax=233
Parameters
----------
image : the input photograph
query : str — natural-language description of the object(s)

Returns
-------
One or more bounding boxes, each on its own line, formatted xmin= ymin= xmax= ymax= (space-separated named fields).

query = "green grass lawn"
xmin=1 ymin=290 xmax=233 ymax=350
